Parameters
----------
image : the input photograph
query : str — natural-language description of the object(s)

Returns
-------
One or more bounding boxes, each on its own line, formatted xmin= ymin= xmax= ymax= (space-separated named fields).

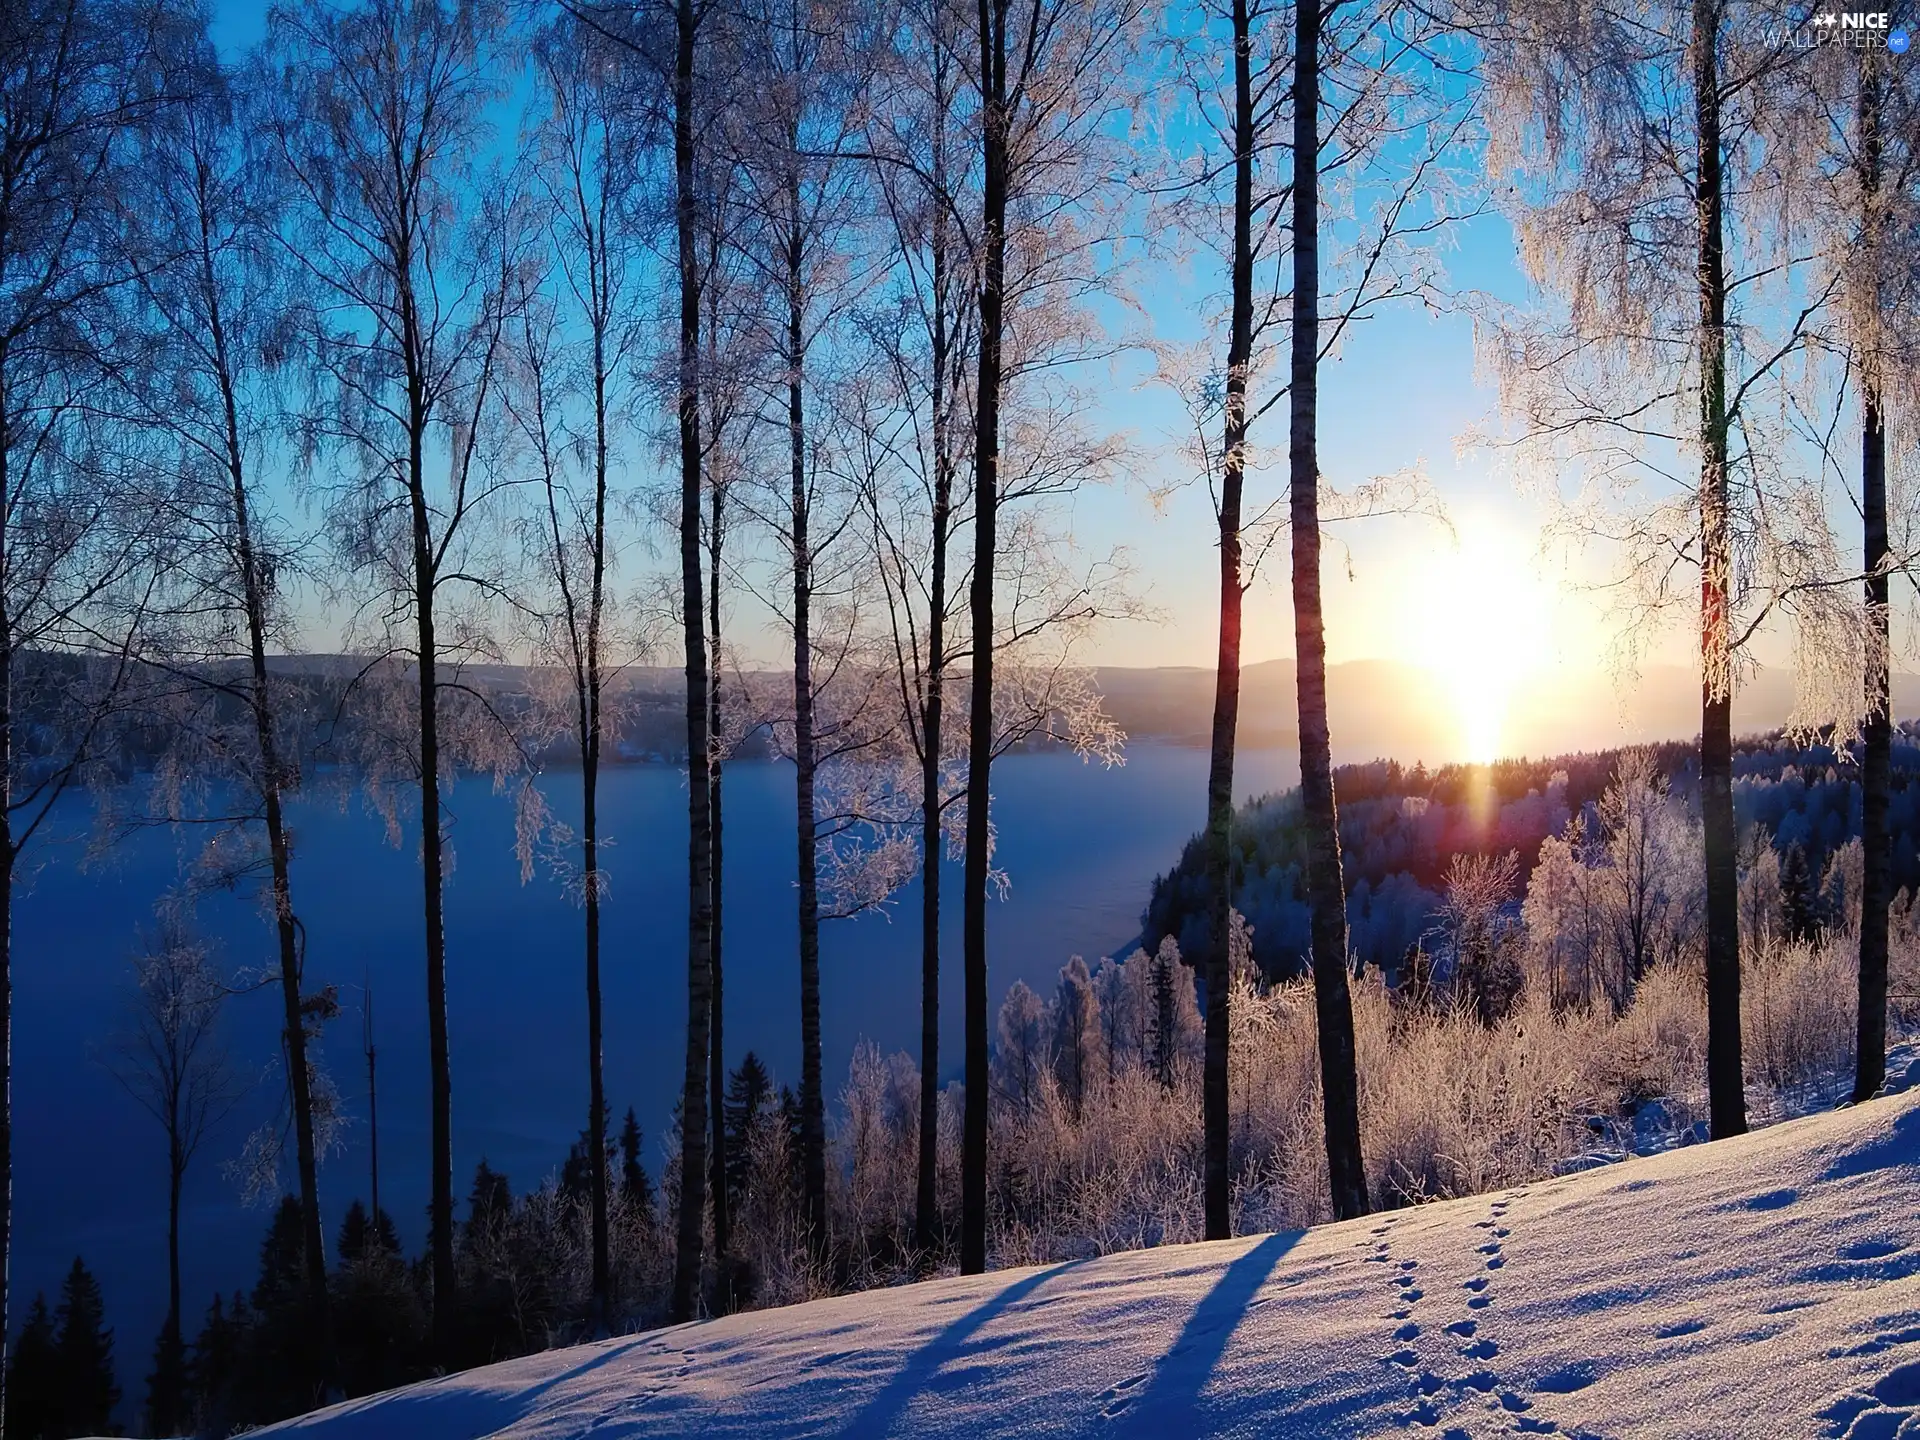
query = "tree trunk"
xmin=670 ymin=0 xmax=715 ymax=1325
xmin=915 ymin=335 xmax=952 ymax=1265
xmin=366 ymin=983 xmax=379 ymax=1222
xmin=962 ymin=0 xmax=1009 ymax=1278
xmin=1203 ymin=0 xmax=1255 ymax=1245
xmin=1291 ymin=0 xmax=1369 ymax=1220
xmin=914 ymin=28 xmax=956 ymax=1269
xmin=583 ymin=757 xmax=610 ymax=1323
xmin=708 ymin=437 xmax=730 ymax=1278
xmin=168 ymin=1137 xmax=183 ymax=1342
xmin=1854 ymin=39 xmax=1889 ymax=1106
xmin=790 ymin=198 xmax=829 ymax=1263
xmin=1693 ymin=0 xmax=1745 ymax=1140
xmin=215 ymin=264 xmax=331 ymax=1375
xmin=403 ymin=365 xmax=459 ymax=1351
xmin=2 ymin=468 xmax=12 ymax=1429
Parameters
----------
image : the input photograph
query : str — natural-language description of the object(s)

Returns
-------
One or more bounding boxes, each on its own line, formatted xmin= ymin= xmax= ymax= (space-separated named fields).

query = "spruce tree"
xmin=466 ymin=1161 xmax=513 ymax=1242
xmin=185 ymin=1292 xmax=250 ymax=1434
xmin=1150 ymin=949 xmax=1179 ymax=1091
xmin=145 ymin=1314 xmax=189 ymax=1438
xmin=1782 ymin=842 xmax=1817 ymax=943
xmin=54 ymin=1257 xmax=119 ymax=1437
xmin=618 ymin=1108 xmax=654 ymax=1216
xmin=4 ymin=1292 xmax=57 ymax=1440
xmin=724 ymin=1054 xmax=772 ymax=1209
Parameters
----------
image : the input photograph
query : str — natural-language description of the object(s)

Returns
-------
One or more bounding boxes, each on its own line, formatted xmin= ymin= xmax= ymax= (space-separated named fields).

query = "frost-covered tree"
xmin=509 ymin=20 xmax=654 ymax=1327
xmin=1480 ymin=0 xmax=1864 ymax=1138
xmin=1146 ymin=937 xmax=1203 ymax=1090
xmin=110 ymin=914 xmax=236 ymax=1432
xmin=1159 ymin=0 xmax=1466 ymax=1239
xmin=1736 ymin=824 xmax=1782 ymax=950
xmin=1523 ymin=813 xmax=1608 ymax=1007
xmin=1436 ymin=852 xmax=1524 ymax=1024
xmin=1050 ymin=956 xmax=1101 ymax=1116
xmin=121 ymin=29 xmax=336 ymax=1369
xmin=266 ymin=0 xmax=524 ymax=1353
xmin=0 ymin=0 xmax=181 ymax=1395
xmin=957 ymin=0 xmax=1147 ymax=1275
xmin=993 ymin=980 xmax=1048 ymax=1115
xmin=1599 ymin=750 xmax=1697 ymax=1002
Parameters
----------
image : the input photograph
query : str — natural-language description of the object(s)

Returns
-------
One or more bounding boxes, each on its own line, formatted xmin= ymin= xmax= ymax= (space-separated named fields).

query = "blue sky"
xmin=207 ymin=0 xmax=1650 ymax=710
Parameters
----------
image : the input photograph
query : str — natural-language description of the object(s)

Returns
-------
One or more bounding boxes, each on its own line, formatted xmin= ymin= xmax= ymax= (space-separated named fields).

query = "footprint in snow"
xmin=1096 ymin=1370 xmax=1147 ymax=1420
xmin=1655 ymin=1318 xmax=1708 ymax=1339
xmin=1400 ymin=1397 xmax=1443 ymax=1427
xmin=1821 ymin=1358 xmax=1920 ymax=1436
xmin=1832 ymin=1312 xmax=1920 ymax=1359
xmin=1444 ymin=1320 xmax=1477 ymax=1338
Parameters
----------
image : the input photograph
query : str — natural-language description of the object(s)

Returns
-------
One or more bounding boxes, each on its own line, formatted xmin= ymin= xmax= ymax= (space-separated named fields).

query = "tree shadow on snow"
xmin=1114 ymin=1230 xmax=1301 ymax=1436
xmin=841 ymin=1257 xmax=1096 ymax=1438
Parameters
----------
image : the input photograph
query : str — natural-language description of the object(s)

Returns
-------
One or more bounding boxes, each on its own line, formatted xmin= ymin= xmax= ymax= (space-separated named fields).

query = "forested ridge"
xmin=1146 ymin=730 xmax=1920 ymax=979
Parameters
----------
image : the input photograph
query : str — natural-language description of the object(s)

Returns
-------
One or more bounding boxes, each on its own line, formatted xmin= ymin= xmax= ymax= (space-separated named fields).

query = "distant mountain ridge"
xmin=257 ymin=654 xmax=1920 ymax=766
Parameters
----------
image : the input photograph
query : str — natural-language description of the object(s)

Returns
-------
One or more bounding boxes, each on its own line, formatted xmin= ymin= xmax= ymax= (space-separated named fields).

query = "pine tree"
xmin=337 ymin=1200 xmax=400 ymax=1266
xmin=246 ymin=1197 xmax=322 ymax=1422
xmin=561 ymin=1104 xmax=616 ymax=1205
xmin=724 ymin=1054 xmax=773 ymax=1209
xmin=618 ymin=1108 xmax=654 ymax=1216
xmin=146 ymin=1313 xmax=189 ymax=1438
xmin=53 ymin=1257 xmax=119 ymax=1437
xmin=1782 ymin=842 xmax=1817 ymax=944
xmin=4 ymin=1292 xmax=57 ymax=1440
xmin=333 ymin=1199 xmax=421 ymax=1400
xmin=185 ymin=1292 xmax=251 ymax=1433
xmin=1149 ymin=947 xmax=1180 ymax=1091
xmin=466 ymin=1160 xmax=513 ymax=1242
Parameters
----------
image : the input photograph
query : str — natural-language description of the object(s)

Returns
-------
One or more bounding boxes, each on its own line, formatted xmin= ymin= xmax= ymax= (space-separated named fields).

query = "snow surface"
xmin=262 ymin=1080 xmax=1920 ymax=1439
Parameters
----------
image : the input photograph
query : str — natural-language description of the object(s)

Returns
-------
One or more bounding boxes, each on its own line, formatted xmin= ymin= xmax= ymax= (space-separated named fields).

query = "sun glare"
xmin=1412 ymin=525 xmax=1556 ymax=764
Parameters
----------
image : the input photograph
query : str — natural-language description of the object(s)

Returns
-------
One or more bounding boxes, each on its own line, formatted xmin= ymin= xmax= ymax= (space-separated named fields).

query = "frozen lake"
xmin=12 ymin=743 xmax=1300 ymax=1358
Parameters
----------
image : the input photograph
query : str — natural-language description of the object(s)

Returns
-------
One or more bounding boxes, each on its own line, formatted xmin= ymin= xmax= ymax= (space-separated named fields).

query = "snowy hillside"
xmin=262 ymin=1085 xmax=1920 ymax=1440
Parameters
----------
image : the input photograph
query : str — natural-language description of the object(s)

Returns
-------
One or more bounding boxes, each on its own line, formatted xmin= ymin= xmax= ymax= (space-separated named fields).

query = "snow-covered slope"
xmin=264 ymin=1088 xmax=1920 ymax=1439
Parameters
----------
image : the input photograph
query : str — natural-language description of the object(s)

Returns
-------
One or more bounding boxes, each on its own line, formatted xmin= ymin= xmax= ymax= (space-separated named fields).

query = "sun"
xmin=1411 ymin=524 xmax=1556 ymax=764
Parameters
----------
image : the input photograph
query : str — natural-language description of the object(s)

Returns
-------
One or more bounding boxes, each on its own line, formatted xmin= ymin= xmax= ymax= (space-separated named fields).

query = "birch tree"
xmin=0 ymin=0 xmax=179 ymax=1406
xmin=117 ymin=37 xmax=337 ymax=1377
xmin=852 ymin=0 xmax=976 ymax=1264
xmin=560 ymin=0 xmax=727 ymax=1323
xmin=508 ymin=18 xmax=654 ymax=1326
xmin=727 ymin=0 xmax=887 ymax=1262
xmin=959 ymin=0 xmax=1144 ymax=1271
xmin=1779 ymin=19 xmax=1920 ymax=1101
xmin=109 ymin=914 xmax=236 ymax=1435
xmin=267 ymin=0 xmax=523 ymax=1352
xmin=1481 ymin=0 xmax=1852 ymax=1138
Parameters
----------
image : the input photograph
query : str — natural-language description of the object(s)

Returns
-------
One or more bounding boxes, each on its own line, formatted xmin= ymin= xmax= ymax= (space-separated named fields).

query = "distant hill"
xmin=1093 ymin=659 xmax=1920 ymax=764
xmin=254 ymin=654 xmax=1920 ymax=767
